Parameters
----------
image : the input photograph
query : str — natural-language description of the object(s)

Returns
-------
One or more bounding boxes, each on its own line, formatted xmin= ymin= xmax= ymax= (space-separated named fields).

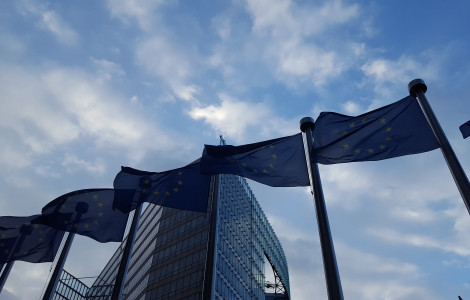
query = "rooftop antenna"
xmin=219 ymin=135 xmax=226 ymax=146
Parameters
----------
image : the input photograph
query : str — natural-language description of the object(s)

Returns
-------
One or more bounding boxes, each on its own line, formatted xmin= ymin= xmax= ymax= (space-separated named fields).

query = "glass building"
xmin=54 ymin=174 xmax=290 ymax=299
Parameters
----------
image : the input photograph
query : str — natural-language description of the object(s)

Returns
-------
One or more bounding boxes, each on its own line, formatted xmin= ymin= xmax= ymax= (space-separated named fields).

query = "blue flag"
xmin=200 ymin=133 xmax=309 ymax=187
xmin=459 ymin=120 xmax=470 ymax=139
xmin=41 ymin=189 xmax=129 ymax=243
xmin=0 ymin=215 xmax=64 ymax=264
xmin=113 ymin=162 xmax=210 ymax=213
xmin=313 ymin=95 xmax=440 ymax=164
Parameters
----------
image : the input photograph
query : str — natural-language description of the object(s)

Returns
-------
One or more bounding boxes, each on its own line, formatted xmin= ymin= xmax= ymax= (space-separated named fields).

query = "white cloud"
xmin=62 ymin=154 xmax=106 ymax=175
xmin=361 ymin=54 xmax=441 ymax=99
xmin=367 ymin=227 xmax=470 ymax=257
xmin=18 ymin=0 xmax=78 ymax=45
xmin=91 ymin=58 xmax=125 ymax=83
xmin=241 ymin=0 xmax=360 ymax=87
xmin=135 ymin=36 xmax=200 ymax=103
xmin=342 ymin=101 xmax=362 ymax=114
xmin=188 ymin=94 xmax=296 ymax=142
xmin=0 ymin=62 xmax=179 ymax=169
xmin=106 ymin=0 xmax=165 ymax=31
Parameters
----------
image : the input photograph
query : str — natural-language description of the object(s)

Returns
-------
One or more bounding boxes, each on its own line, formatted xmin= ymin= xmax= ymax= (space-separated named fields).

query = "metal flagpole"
xmin=42 ymin=201 xmax=89 ymax=300
xmin=0 ymin=224 xmax=33 ymax=293
xmin=408 ymin=79 xmax=470 ymax=215
xmin=111 ymin=203 xmax=143 ymax=300
xmin=300 ymin=117 xmax=344 ymax=300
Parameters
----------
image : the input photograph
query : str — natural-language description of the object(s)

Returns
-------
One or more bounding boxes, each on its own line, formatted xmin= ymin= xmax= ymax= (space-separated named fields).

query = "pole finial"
xmin=300 ymin=117 xmax=315 ymax=133
xmin=408 ymin=79 xmax=427 ymax=97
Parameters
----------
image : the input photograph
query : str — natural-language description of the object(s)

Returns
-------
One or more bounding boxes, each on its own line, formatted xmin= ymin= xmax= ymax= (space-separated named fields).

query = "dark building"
xmin=55 ymin=174 xmax=290 ymax=299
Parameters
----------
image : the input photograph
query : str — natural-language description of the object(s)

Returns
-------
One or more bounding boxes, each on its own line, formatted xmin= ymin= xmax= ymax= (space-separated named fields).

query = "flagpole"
xmin=111 ymin=203 xmax=142 ymax=300
xmin=0 ymin=224 xmax=33 ymax=293
xmin=408 ymin=79 xmax=470 ymax=215
xmin=42 ymin=201 xmax=89 ymax=300
xmin=300 ymin=117 xmax=344 ymax=300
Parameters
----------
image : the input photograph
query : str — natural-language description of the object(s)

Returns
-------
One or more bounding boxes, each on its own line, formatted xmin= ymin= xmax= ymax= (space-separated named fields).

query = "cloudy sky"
xmin=1 ymin=0 xmax=470 ymax=299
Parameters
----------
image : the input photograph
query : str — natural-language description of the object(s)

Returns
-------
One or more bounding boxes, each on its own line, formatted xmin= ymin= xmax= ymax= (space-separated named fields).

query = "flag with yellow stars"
xmin=0 ymin=215 xmax=64 ymax=264
xmin=41 ymin=189 xmax=129 ymax=243
xmin=312 ymin=95 xmax=440 ymax=164
xmin=200 ymin=133 xmax=309 ymax=187
xmin=113 ymin=161 xmax=210 ymax=213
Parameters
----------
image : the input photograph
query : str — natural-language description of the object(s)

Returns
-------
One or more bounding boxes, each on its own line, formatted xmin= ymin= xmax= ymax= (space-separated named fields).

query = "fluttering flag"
xmin=113 ymin=162 xmax=210 ymax=213
xmin=0 ymin=215 xmax=64 ymax=264
xmin=459 ymin=120 xmax=470 ymax=139
xmin=312 ymin=95 xmax=440 ymax=164
xmin=41 ymin=189 xmax=129 ymax=243
xmin=200 ymin=133 xmax=309 ymax=187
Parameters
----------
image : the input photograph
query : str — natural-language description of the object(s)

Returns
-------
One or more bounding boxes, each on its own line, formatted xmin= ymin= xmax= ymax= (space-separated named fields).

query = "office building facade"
xmin=56 ymin=174 xmax=290 ymax=299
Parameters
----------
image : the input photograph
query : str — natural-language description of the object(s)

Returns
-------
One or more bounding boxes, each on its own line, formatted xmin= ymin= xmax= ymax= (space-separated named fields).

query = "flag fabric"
xmin=200 ymin=133 xmax=310 ymax=187
xmin=41 ymin=189 xmax=129 ymax=243
xmin=459 ymin=120 xmax=470 ymax=139
xmin=113 ymin=162 xmax=210 ymax=213
xmin=312 ymin=95 xmax=440 ymax=164
xmin=0 ymin=215 xmax=64 ymax=264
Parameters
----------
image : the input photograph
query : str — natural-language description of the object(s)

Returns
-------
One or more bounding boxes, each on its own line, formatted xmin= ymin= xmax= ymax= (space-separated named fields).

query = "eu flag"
xmin=459 ymin=120 xmax=470 ymax=139
xmin=200 ymin=133 xmax=309 ymax=187
xmin=0 ymin=215 xmax=64 ymax=264
xmin=113 ymin=162 xmax=210 ymax=213
xmin=312 ymin=95 xmax=440 ymax=164
xmin=41 ymin=189 xmax=129 ymax=243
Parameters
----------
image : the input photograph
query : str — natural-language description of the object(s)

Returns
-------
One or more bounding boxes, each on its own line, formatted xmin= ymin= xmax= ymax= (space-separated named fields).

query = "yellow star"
xmin=242 ymin=163 xmax=247 ymax=167
xmin=269 ymin=145 xmax=274 ymax=149
xmin=173 ymin=188 xmax=178 ymax=192
xmin=93 ymin=194 xmax=98 ymax=199
xmin=272 ymin=154 xmax=277 ymax=159
xmin=354 ymin=148 xmax=360 ymax=154
xmin=98 ymin=212 xmax=103 ymax=217
xmin=23 ymin=251 xmax=28 ymax=255
xmin=24 ymin=223 xmax=30 ymax=226
xmin=84 ymin=224 xmax=89 ymax=229
xmin=165 ymin=191 xmax=170 ymax=196
xmin=142 ymin=189 xmax=147 ymax=193
xmin=38 ymin=238 xmax=43 ymax=242
xmin=144 ymin=179 xmax=150 ymax=184
xmin=262 ymin=169 xmax=268 ymax=174
xmin=342 ymin=130 xmax=348 ymax=135
xmin=94 ymin=220 xmax=99 ymax=225
xmin=380 ymin=118 xmax=386 ymax=123
xmin=386 ymin=127 xmax=392 ymax=132
xmin=253 ymin=169 xmax=258 ymax=173
xmin=178 ymin=171 xmax=182 ymax=176
xmin=154 ymin=191 xmax=159 ymax=195
xmin=349 ymin=122 xmax=355 ymax=128
xmin=4 ymin=250 xmax=9 ymax=254
xmin=368 ymin=148 xmax=374 ymax=154
xmin=379 ymin=145 xmax=385 ymax=150
xmin=385 ymin=136 xmax=392 ymax=141
xmin=178 ymin=180 xmax=183 ymax=185
xmin=34 ymin=224 xmax=38 ymax=228
xmin=362 ymin=119 xmax=367 ymax=124
xmin=343 ymin=144 xmax=349 ymax=149
xmin=61 ymin=204 xmax=66 ymax=209
xmin=269 ymin=163 xmax=274 ymax=168
xmin=98 ymin=203 xmax=103 ymax=207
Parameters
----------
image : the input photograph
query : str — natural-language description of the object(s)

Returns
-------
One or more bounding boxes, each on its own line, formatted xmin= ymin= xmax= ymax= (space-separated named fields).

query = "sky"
xmin=1 ymin=0 xmax=470 ymax=299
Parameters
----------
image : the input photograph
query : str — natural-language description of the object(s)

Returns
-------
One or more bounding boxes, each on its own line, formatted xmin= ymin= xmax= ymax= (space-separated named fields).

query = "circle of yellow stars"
xmin=341 ymin=117 xmax=393 ymax=156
